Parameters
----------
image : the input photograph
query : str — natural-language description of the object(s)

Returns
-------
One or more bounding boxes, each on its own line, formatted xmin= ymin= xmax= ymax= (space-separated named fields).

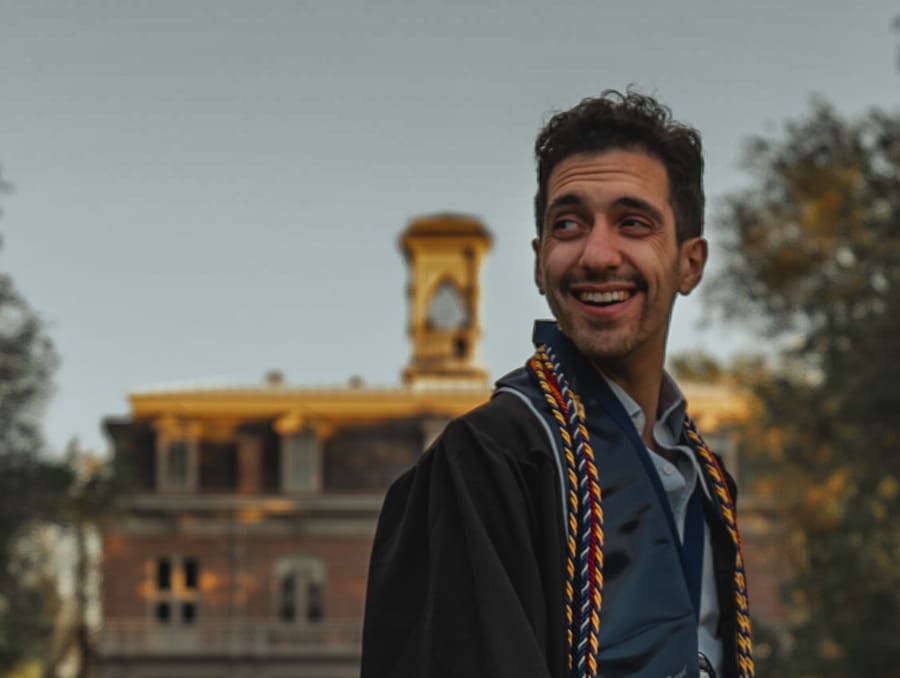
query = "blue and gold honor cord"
xmin=529 ymin=344 xmax=754 ymax=678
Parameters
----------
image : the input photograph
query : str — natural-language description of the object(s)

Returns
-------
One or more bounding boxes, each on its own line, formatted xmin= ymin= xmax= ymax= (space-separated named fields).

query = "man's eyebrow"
xmin=613 ymin=196 xmax=665 ymax=225
xmin=545 ymin=193 xmax=667 ymax=225
xmin=544 ymin=193 xmax=586 ymax=217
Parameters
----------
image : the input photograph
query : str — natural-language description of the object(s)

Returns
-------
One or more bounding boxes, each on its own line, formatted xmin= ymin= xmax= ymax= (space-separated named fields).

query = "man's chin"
xmin=579 ymin=344 xmax=633 ymax=365
xmin=563 ymin=326 xmax=633 ymax=364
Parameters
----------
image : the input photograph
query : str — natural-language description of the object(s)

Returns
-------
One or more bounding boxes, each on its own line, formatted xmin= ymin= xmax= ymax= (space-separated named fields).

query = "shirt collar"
xmin=600 ymin=370 xmax=687 ymax=445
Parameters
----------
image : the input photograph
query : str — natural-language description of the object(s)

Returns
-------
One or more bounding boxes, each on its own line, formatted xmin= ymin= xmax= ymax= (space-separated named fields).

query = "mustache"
xmin=561 ymin=272 xmax=648 ymax=292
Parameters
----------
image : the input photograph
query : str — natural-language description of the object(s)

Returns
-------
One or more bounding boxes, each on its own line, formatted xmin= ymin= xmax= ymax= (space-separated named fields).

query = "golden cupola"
xmin=399 ymin=213 xmax=492 ymax=389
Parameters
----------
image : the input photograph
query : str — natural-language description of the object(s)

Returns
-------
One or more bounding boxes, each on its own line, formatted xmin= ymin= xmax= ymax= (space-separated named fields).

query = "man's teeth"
xmin=577 ymin=290 xmax=629 ymax=305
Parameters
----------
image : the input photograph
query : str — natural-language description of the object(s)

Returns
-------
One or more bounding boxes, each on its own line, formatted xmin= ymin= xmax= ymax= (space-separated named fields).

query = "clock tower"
xmin=400 ymin=213 xmax=492 ymax=389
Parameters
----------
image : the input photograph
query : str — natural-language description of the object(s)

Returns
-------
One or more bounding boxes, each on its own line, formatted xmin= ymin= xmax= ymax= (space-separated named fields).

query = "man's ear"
xmin=678 ymin=237 xmax=707 ymax=295
xmin=532 ymin=237 xmax=545 ymax=295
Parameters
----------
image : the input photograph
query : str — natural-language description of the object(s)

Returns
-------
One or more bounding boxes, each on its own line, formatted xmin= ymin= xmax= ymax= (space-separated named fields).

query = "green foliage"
xmin=710 ymin=101 xmax=900 ymax=676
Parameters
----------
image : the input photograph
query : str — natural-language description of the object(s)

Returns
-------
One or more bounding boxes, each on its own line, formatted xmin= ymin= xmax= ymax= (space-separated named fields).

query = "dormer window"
xmin=156 ymin=437 xmax=198 ymax=492
xmin=166 ymin=441 xmax=189 ymax=488
xmin=154 ymin=418 xmax=200 ymax=493
xmin=281 ymin=430 xmax=321 ymax=494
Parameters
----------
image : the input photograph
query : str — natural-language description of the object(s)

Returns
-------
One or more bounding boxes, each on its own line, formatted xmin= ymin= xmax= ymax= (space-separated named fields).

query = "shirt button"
xmin=662 ymin=463 xmax=675 ymax=475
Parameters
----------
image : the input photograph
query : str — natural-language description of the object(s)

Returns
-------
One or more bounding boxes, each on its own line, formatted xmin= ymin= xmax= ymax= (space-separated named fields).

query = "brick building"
xmin=95 ymin=215 xmax=493 ymax=678
xmin=95 ymin=214 xmax=768 ymax=677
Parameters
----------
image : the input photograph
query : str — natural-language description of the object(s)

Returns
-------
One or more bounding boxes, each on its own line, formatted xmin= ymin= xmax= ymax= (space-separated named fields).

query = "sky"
xmin=1 ymin=0 xmax=898 ymax=455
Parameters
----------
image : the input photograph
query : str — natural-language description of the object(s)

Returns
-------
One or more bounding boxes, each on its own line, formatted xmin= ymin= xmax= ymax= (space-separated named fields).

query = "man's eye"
xmin=621 ymin=217 xmax=652 ymax=230
xmin=551 ymin=218 xmax=581 ymax=233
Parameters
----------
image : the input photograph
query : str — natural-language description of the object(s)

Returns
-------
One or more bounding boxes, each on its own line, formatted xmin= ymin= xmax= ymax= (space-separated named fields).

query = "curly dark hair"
xmin=534 ymin=89 xmax=704 ymax=242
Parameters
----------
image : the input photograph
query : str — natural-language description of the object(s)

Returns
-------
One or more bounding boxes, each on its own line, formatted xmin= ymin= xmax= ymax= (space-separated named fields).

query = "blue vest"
xmin=495 ymin=321 xmax=701 ymax=678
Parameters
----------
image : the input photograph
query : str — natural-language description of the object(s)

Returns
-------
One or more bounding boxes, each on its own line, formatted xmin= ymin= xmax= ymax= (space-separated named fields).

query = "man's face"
xmin=533 ymin=149 xmax=707 ymax=369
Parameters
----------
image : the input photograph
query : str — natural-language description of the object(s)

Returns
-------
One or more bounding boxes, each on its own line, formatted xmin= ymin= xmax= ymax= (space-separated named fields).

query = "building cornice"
xmin=129 ymin=385 xmax=491 ymax=426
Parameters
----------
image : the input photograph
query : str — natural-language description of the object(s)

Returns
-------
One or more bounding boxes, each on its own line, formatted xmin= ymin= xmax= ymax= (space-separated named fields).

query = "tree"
xmin=40 ymin=443 xmax=124 ymax=678
xmin=709 ymin=101 xmax=900 ymax=676
xmin=0 ymin=168 xmax=74 ymax=673
xmin=0 ymin=170 xmax=124 ymax=676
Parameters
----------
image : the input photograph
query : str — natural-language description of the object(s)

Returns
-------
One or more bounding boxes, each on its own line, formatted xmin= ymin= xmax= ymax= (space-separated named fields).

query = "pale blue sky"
xmin=1 ymin=1 xmax=897 ymax=454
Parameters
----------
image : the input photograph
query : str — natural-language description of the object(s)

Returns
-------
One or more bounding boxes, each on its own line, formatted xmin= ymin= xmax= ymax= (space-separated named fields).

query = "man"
xmin=361 ymin=91 xmax=753 ymax=678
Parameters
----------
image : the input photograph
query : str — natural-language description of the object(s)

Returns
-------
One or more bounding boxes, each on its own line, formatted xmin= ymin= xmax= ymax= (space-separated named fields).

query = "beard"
xmin=555 ymin=309 xmax=646 ymax=362
xmin=543 ymin=268 xmax=675 ymax=367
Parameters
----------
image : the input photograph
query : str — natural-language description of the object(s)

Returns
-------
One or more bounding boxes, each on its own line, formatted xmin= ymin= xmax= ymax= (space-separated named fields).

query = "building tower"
xmin=400 ymin=213 xmax=493 ymax=389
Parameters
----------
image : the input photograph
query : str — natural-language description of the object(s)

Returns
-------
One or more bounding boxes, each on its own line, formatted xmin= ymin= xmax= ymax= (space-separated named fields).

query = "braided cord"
xmin=683 ymin=416 xmax=755 ymax=678
xmin=529 ymin=344 xmax=604 ymax=678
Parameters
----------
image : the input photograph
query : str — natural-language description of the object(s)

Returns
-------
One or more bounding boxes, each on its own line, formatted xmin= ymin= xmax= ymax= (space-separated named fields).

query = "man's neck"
xmin=594 ymin=358 xmax=665 ymax=451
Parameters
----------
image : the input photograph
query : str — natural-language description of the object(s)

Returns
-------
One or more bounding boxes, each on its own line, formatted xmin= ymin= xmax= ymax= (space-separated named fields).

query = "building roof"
xmin=400 ymin=213 xmax=493 ymax=243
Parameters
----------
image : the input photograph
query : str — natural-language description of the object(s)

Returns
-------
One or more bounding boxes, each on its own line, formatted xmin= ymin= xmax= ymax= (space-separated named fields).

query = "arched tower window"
xmin=426 ymin=280 xmax=469 ymax=330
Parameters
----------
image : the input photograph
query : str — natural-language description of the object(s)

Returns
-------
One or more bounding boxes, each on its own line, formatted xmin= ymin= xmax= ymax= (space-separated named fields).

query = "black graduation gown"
xmin=361 ymin=392 xmax=568 ymax=678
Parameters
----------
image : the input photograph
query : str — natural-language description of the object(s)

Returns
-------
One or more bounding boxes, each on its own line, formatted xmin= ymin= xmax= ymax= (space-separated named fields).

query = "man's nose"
xmin=578 ymin=222 xmax=622 ymax=272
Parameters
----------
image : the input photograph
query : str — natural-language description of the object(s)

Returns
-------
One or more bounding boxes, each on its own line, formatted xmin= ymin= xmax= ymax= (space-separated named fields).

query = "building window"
xmin=281 ymin=431 xmax=321 ymax=493
xmin=278 ymin=573 xmax=297 ymax=622
xmin=157 ymin=557 xmax=172 ymax=591
xmin=275 ymin=556 xmax=325 ymax=624
xmin=166 ymin=441 xmax=189 ymax=487
xmin=152 ymin=555 xmax=201 ymax=625
xmin=156 ymin=434 xmax=198 ymax=493
xmin=184 ymin=557 xmax=198 ymax=590
xmin=306 ymin=579 xmax=324 ymax=621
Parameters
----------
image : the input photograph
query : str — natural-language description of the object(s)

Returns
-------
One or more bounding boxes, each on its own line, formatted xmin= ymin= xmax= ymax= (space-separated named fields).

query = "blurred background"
xmin=1 ymin=1 xmax=899 ymax=676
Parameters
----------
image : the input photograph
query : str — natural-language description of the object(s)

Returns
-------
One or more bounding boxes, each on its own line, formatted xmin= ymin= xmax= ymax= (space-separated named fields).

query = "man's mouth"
xmin=574 ymin=289 xmax=632 ymax=307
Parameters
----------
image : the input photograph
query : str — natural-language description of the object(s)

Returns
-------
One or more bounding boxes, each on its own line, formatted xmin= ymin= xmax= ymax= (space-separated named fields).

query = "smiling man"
xmin=362 ymin=91 xmax=753 ymax=678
